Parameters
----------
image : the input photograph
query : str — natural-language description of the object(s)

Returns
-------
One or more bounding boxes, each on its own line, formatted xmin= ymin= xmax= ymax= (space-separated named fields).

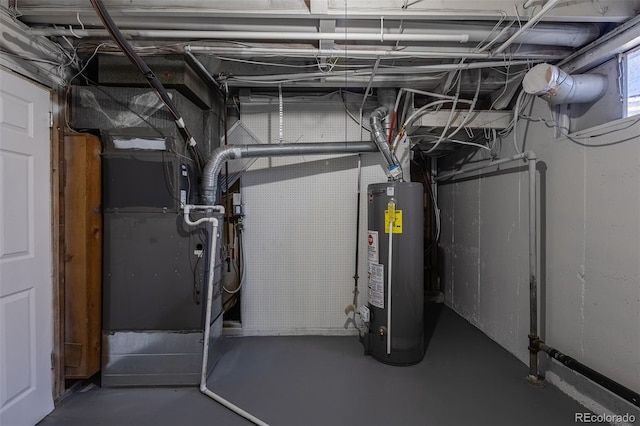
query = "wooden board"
xmin=63 ymin=133 xmax=102 ymax=379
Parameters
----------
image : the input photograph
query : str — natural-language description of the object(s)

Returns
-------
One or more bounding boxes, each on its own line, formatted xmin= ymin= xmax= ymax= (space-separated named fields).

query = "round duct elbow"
xmin=522 ymin=63 xmax=607 ymax=105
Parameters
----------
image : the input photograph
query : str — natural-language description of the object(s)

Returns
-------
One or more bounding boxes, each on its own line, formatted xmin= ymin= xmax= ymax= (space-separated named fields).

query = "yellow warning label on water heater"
xmin=384 ymin=210 xmax=403 ymax=234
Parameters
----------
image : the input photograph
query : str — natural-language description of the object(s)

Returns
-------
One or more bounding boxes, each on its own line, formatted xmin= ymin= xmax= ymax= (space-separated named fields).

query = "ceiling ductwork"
xmin=522 ymin=63 xmax=607 ymax=105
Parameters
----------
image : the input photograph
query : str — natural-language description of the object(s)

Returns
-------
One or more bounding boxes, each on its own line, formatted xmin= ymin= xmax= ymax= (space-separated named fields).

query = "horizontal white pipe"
xmin=369 ymin=60 xmax=539 ymax=74
xmin=187 ymin=45 xmax=568 ymax=61
xmin=189 ymin=45 xmax=493 ymax=59
xmin=494 ymin=0 xmax=561 ymax=54
xmin=31 ymin=28 xmax=469 ymax=42
xmin=31 ymin=22 xmax=599 ymax=47
xmin=217 ymin=60 xmax=539 ymax=86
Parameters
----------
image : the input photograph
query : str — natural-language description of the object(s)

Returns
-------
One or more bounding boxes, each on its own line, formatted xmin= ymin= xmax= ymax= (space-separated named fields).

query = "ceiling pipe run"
xmin=32 ymin=28 xmax=469 ymax=43
xmin=494 ymin=0 xmax=562 ymax=54
xmin=32 ymin=22 xmax=600 ymax=47
xmin=201 ymin=141 xmax=378 ymax=204
xmin=522 ymin=63 xmax=607 ymax=104
xmin=185 ymin=45 xmax=571 ymax=61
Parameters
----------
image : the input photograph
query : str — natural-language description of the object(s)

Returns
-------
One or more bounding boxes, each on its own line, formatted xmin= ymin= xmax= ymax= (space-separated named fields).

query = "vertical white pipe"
xmin=527 ymin=154 xmax=539 ymax=380
xmin=184 ymin=205 xmax=270 ymax=426
xmin=387 ymin=217 xmax=393 ymax=355
xmin=200 ymin=216 xmax=220 ymax=385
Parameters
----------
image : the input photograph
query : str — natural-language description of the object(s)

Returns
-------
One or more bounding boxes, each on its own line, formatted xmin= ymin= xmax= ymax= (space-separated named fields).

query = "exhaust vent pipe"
xmin=201 ymin=142 xmax=378 ymax=204
xmin=370 ymin=107 xmax=402 ymax=179
xmin=522 ymin=63 xmax=607 ymax=105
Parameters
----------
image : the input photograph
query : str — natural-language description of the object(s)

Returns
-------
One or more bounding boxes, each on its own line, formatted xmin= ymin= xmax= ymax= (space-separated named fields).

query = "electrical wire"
xmin=67 ymin=42 xmax=107 ymax=85
xmin=423 ymin=65 xmax=463 ymax=154
xmin=413 ymin=149 xmax=440 ymax=254
xmin=412 ymin=134 xmax=492 ymax=151
xmin=339 ymin=89 xmax=371 ymax=132
xmin=223 ymin=222 xmax=245 ymax=295
xmin=358 ymin=57 xmax=381 ymax=141
xmin=443 ymin=68 xmax=482 ymax=141
xmin=89 ymin=0 xmax=204 ymax=174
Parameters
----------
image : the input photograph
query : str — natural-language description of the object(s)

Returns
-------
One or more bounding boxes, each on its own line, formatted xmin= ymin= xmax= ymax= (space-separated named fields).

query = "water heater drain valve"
xmin=358 ymin=305 xmax=370 ymax=323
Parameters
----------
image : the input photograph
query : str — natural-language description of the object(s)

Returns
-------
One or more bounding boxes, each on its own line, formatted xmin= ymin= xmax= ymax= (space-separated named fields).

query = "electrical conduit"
xmin=183 ymin=205 xmax=270 ymax=426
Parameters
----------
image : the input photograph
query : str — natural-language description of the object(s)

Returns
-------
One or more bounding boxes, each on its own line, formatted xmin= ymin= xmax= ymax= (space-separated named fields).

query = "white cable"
xmin=512 ymin=90 xmax=528 ymax=154
xmin=401 ymin=99 xmax=473 ymax=133
xmin=414 ymin=137 xmax=492 ymax=152
xmin=357 ymin=57 xmax=381 ymax=141
xmin=393 ymin=97 xmax=473 ymax=154
xmin=445 ymin=68 xmax=482 ymax=140
xmin=76 ymin=12 xmax=85 ymax=30
xmin=425 ymin=75 xmax=461 ymax=154
xmin=68 ymin=25 xmax=82 ymax=39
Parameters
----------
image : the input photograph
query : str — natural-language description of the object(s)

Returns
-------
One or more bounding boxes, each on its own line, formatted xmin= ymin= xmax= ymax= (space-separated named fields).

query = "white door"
xmin=0 ymin=69 xmax=54 ymax=425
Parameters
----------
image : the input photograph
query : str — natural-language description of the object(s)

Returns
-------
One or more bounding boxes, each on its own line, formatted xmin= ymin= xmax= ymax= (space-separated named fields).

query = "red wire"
xmin=387 ymin=111 xmax=396 ymax=145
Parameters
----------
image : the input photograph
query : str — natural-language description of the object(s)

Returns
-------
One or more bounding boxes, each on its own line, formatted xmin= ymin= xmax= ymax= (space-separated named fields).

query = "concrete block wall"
xmin=438 ymin=91 xmax=640 ymax=409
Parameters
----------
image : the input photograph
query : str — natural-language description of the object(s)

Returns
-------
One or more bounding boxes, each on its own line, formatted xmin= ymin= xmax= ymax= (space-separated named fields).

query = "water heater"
xmin=365 ymin=181 xmax=424 ymax=365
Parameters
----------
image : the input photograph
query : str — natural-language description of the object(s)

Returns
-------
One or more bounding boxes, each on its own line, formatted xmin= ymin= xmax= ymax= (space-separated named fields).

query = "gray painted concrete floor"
xmin=40 ymin=306 xmax=598 ymax=426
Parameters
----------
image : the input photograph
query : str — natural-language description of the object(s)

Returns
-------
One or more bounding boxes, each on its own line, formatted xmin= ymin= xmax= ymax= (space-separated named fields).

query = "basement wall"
xmin=236 ymin=93 xmax=407 ymax=335
xmin=439 ymin=87 xmax=640 ymax=402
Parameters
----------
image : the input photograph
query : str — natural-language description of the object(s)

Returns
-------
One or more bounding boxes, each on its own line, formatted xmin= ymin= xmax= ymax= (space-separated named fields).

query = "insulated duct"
xmin=522 ymin=63 xmax=607 ymax=105
xmin=201 ymin=142 xmax=378 ymax=204
xmin=370 ymin=107 xmax=402 ymax=179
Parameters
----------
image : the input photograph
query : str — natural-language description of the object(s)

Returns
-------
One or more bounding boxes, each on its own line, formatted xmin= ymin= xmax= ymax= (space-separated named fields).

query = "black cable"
xmin=414 ymin=149 xmax=438 ymax=255
xmin=89 ymin=0 xmax=204 ymax=175
xmin=191 ymin=248 xmax=203 ymax=305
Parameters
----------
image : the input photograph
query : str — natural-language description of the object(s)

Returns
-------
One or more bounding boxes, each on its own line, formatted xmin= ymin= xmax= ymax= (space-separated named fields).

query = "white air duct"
xmin=522 ymin=63 xmax=607 ymax=105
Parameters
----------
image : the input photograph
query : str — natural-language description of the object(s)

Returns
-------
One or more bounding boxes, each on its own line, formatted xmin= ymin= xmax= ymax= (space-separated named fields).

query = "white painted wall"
xmin=237 ymin=94 xmax=405 ymax=334
xmin=439 ymin=94 xmax=640 ymax=395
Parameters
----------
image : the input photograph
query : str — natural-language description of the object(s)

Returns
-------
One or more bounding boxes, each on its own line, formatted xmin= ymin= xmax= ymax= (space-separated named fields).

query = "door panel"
xmin=0 ymin=69 xmax=54 ymax=426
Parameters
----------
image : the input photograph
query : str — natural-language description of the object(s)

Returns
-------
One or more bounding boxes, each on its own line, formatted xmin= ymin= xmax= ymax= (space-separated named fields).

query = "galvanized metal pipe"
xmin=537 ymin=342 xmax=640 ymax=408
xmin=201 ymin=142 xmax=378 ymax=204
xmin=527 ymin=153 xmax=540 ymax=382
xmin=370 ymin=107 xmax=402 ymax=177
